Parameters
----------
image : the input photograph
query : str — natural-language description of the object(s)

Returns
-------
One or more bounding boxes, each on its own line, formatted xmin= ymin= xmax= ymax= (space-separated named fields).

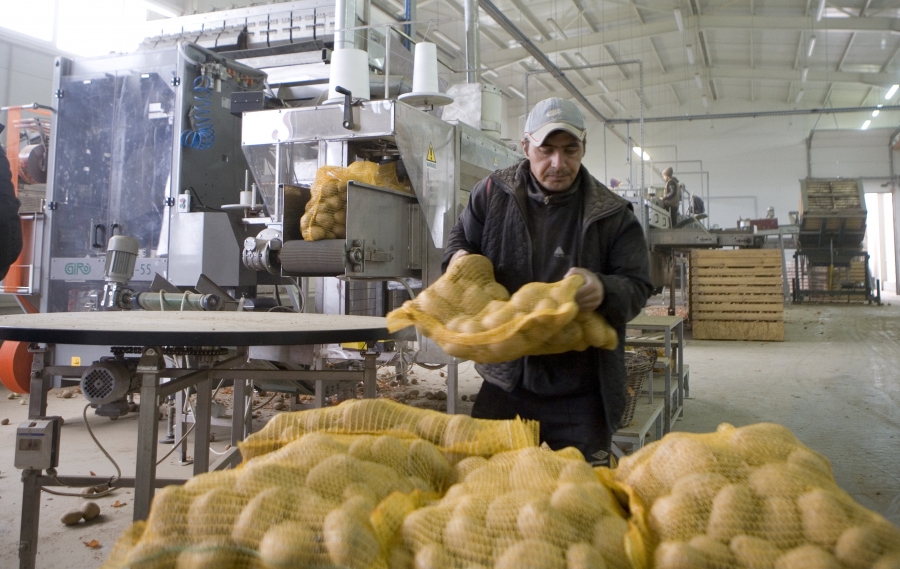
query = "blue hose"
xmin=180 ymin=75 xmax=215 ymax=150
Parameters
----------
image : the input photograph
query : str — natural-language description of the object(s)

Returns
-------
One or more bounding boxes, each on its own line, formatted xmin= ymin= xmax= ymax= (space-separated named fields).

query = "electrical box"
xmin=177 ymin=192 xmax=192 ymax=213
xmin=15 ymin=417 xmax=62 ymax=470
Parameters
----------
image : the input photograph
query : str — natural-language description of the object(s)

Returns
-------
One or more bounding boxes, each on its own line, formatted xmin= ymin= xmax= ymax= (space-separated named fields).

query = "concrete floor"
xmin=1 ymin=296 xmax=898 ymax=567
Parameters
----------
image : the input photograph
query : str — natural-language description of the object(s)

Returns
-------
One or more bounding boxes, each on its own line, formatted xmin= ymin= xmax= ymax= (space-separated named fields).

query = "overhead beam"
xmin=837 ymin=33 xmax=856 ymax=71
xmin=506 ymin=0 xmax=552 ymax=41
xmin=482 ymin=14 xmax=900 ymax=69
xmin=533 ymin=66 xmax=898 ymax=100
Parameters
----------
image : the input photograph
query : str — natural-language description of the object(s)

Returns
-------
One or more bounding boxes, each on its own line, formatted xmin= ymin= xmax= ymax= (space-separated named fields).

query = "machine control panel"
xmin=15 ymin=417 xmax=62 ymax=470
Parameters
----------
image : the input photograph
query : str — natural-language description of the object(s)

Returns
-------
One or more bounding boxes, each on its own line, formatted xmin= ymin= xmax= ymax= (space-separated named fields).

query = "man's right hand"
xmin=449 ymin=249 xmax=469 ymax=266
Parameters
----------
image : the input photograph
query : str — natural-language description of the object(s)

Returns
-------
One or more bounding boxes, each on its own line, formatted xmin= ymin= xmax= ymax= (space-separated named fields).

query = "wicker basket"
xmin=620 ymin=348 xmax=657 ymax=426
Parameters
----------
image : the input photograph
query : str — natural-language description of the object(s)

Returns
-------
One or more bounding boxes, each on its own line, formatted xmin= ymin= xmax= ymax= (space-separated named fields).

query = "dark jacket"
xmin=0 ymin=147 xmax=23 ymax=283
xmin=442 ymin=160 xmax=653 ymax=432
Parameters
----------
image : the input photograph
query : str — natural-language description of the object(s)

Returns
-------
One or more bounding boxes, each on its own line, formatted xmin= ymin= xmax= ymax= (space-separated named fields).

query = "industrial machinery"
xmin=792 ymin=178 xmax=879 ymax=304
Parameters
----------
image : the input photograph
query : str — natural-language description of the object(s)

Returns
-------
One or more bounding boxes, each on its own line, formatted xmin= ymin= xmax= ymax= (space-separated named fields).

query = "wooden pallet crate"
xmin=690 ymin=249 xmax=784 ymax=341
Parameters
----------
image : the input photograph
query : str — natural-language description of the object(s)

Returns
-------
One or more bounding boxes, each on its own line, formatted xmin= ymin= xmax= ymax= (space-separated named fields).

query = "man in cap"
xmin=442 ymin=97 xmax=652 ymax=463
xmin=661 ymin=166 xmax=681 ymax=225
xmin=0 ymin=122 xmax=23 ymax=282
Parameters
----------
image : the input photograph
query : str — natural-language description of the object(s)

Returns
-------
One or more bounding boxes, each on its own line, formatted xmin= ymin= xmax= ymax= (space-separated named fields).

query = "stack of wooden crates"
xmin=690 ymin=249 xmax=785 ymax=341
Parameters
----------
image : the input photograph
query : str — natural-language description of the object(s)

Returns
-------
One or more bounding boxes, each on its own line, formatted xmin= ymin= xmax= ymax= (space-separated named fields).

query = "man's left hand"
xmin=565 ymin=267 xmax=605 ymax=312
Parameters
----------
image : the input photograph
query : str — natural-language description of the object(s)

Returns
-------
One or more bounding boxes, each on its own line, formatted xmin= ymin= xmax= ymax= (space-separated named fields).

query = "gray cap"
xmin=524 ymin=97 xmax=586 ymax=146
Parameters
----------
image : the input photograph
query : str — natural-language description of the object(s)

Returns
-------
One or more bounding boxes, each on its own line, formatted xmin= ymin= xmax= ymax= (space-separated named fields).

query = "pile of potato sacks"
xmin=387 ymin=254 xmax=618 ymax=364
xmin=101 ymin=399 xmax=900 ymax=569
xmin=611 ymin=422 xmax=900 ymax=569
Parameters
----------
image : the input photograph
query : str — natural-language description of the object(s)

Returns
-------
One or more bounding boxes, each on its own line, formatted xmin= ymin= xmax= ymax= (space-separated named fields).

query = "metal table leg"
xmin=446 ymin=360 xmax=458 ymax=415
xmin=193 ymin=375 xmax=212 ymax=475
xmin=676 ymin=320 xmax=685 ymax=414
xmin=175 ymin=390 xmax=188 ymax=464
xmin=134 ymin=347 xmax=164 ymax=522
xmin=18 ymin=470 xmax=41 ymax=569
xmin=363 ymin=351 xmax=377 ymax=399
xmin=232 ymin=375 xmax=247 ymax=446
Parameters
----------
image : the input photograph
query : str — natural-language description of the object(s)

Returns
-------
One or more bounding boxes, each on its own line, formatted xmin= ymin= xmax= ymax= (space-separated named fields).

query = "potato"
xmin=517 ymin=497 xmax=582 ymax=548
xmin=728 ymin=423 xmax=799 ymax=464
xmin=834 ymin=525 xmax=883 ymax=569
xmin=748 ymin=463 xmax=808 ymax=499
xmin=125 ymin=540 xmax=179 ymax=569
xmin=258 ymin=521 xmax=321 ymax=568
xmin=567 ymin=542 xmax=607 ymax=569
xmin=174 ymin=547 xmax=241 ymax=569
xmin=592 ymin=515 xmax=629 ymax=560
xmin=359 ymin=460 xmax=405 ymax=501
xmin=689 ymin=535 xmax=735 ymax=569
xmin=874 ymin=554 xmax=900 ymax=569
xmin=496 ymin=539 xmax=566 ymax=569
xmin=304 ymin=224 xmax=326 ymax=241
xmin=774 ymin=544 xmax=841 ymax=569
xmin=408 ymin=439 xmax=451 ymax=489
xmin=60 ymin=510 xmax=83 ymax=525
xmin=442 ymin=414 xmax=479 ymax=448
xmin=649 ymin=435 xmax=724 ymax=490
xmin=451 ymin=493 xmax=491 ymax=522
xmin=650 ymin=492 xmax=707 ymax=541
xmin=760 ymin=497 xmax=804 ymax=550
xmin=80 ymin=501 xmax=100 ymax=521
xmin=551 ymin=483 xmax=617 ymax=531
xmin=333 ymin=224 xmax=346 ymax=239
xmin=143 ymin=486 xmax=191 ymax=542
xmin=729 ymin=535 xmax=782 ymax=569
xmin=653 ymin=541 xmax=704 ymax=569
xmin=348 ymin=435 xmax=377 ymax=462
xmin=187 ymin=488 xmax=247 ymax=542
xmin=415 ymin=291 xmax=454 ymax=324
xmin=450 ymin=456 xmax=489 ymax=485
xmin=413 ymin=543 xmax=454 ymax=569
xmin=231 ymin=487 xmax=293 ymax=548
xmin=707 ymin=483 xmax=759 ymax=543
xmin=786 ymin=447 xmax=833 ymax=481
xmin=402 ymin=506 xmax=453 ymax=552
xmin=485 ymin=282 xmax=511 ymax=301
xmin=444 ymin=514 xmax=494 ymax=565
xmin=369 ymin=435 xmax=408 ymax=471
xmin=622 ymin=460 xmax=667 ymax=507
xmin=486 ymin=490 xmax=542 ymax=533
xmin=458 ymin=319 xmax=486 ymax=334
xmin=481 ymin=303 xmax=518 ymax=330
xmin=654 ymin=541 xmax=705 ymax=569
xmin=236 ymin=461 xmax=307 ymax=494
xmin=305 ymin=454 xmax=367 ymax=500
xmin=300 ymin=212 xmax=310 ymax=231
xmin=324 ymin=194 xmax=345 ymax=210
xmin=671 ymin=471 xmax=729 ymax=506
xmin=333 ymin=208 xmax=347 ymax=225
xmin=797 ymin=489 xmax=848 ymax=548
xmin=323 ymin=506 xmax=381 ymax=569
xmin=509 ymin=448 xmax=564 ymax=493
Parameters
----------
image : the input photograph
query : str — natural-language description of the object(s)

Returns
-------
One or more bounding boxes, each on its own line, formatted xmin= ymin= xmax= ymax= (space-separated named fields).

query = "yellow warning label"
xmin=71 ymin=356 xmax=81 ymax=366
xmin=426 ymin=144 xmax=436 ymax=163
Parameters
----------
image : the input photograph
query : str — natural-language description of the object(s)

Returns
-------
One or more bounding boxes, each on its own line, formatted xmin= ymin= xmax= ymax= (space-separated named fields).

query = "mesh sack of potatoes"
xmin=238 ymin=398 xmax=539 ymax=463
xmin=102 ymin=430 xmax=452 ymax=569
xmin=301 ymin=161 xmax=379 ymax=241
xmin=397 ymin=445 xmax=650 ymax=569
xmin=386 ymin=254 xmax=618 ymax=364
xmin=373 ymin=160 xmax=414 ymax=194
xmin=603 ymin=423 xmax=900 ymax=569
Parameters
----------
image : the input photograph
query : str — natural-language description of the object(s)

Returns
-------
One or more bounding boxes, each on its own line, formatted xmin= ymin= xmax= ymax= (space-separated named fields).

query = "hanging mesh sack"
xmin=602 ymin=422 xmax=900 ymax=569
xmin=238 ymin=398 xmax=539 ymax=463
xmin=386 ymin=254 xmax=618 ymax=364
xmin=398 ymin=445 xmax=650 ymax=569
xmin=301 ymin=161 xmax=414 ymax=241
xmin=102 ymin=431 xmax=451 ymax=569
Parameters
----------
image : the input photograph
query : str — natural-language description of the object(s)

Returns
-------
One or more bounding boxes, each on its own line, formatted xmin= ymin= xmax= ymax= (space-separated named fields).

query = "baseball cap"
xmin=524 ymin=97 xmax=586 ymax=146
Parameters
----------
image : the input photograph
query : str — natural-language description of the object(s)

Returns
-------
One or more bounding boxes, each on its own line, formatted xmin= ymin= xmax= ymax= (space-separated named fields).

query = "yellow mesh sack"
xmin=386 ymin=254 xmax=618 ymax=364
xmin=102 ymin=431 xmax=448 ymax=569
xmin=607 ymin=423 xmax=900 ymax=569
xmin=373 ymin=161 xmax=414 ymax=194
xmin=301 ymin=161 xmax=388 ymax=241
xmin=238 ymin=398 xmax=539 ymax=463
xmin=399 ymin=446 xmax=650 ymax=569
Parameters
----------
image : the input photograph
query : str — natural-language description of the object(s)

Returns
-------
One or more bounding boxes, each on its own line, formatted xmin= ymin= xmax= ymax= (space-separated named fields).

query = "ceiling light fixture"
xmin=807 ymin=35 xmax=817 ymax=58
xmin=801 ymin=67 xmax=809 ymax=83
xmin=861 ymin=119 xmax=871 ymax=130
xmin=816 ymin=0 xmax=827 ymax=22
xmin=872 ymin=109 xmax=880 ymax=117
xmin=598 ymin=79 xmax=610 ymax=93
xmin=484 ymin=69 xmax=499 ymax=79
xmin=795 ymin=90 xmax=805 ymax=103
xmin=686 ymin=46 xmax=695 ymax=65
xmin=633 ymin=147 xmax=651 ymax=161
xmin=886 ymin=84 xmax=900 ymax=99
xmin=574 ymin=52 xmax=591 ymax=67
xmin=507 ymin=86 xmax=525 ymax=99
xmin=615 ymin=100 xmax=628 ymax=113
xmin=694 ymin=73 xmax=703 ymax=90
xmin=674 ymin=8 xmax=684 ymax=33
xmin=547 ymin=18 xmax=568 ymax=40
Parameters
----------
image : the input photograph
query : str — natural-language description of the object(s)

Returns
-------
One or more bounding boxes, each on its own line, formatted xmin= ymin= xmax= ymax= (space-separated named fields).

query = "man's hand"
xmin=449 ymin=249 xmax=470 ymax=266
xmin=565 ymin=267 xmax=604 ymax=312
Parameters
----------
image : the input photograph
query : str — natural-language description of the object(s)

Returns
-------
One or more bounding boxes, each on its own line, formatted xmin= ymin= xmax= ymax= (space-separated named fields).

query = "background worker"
xmin=661 ymin=166 xmax=681 ymax=225
xmin=0 ymin=122 xmax=23 ymax=282
xmin=442 ymin=97 xmax=652 ymax=464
